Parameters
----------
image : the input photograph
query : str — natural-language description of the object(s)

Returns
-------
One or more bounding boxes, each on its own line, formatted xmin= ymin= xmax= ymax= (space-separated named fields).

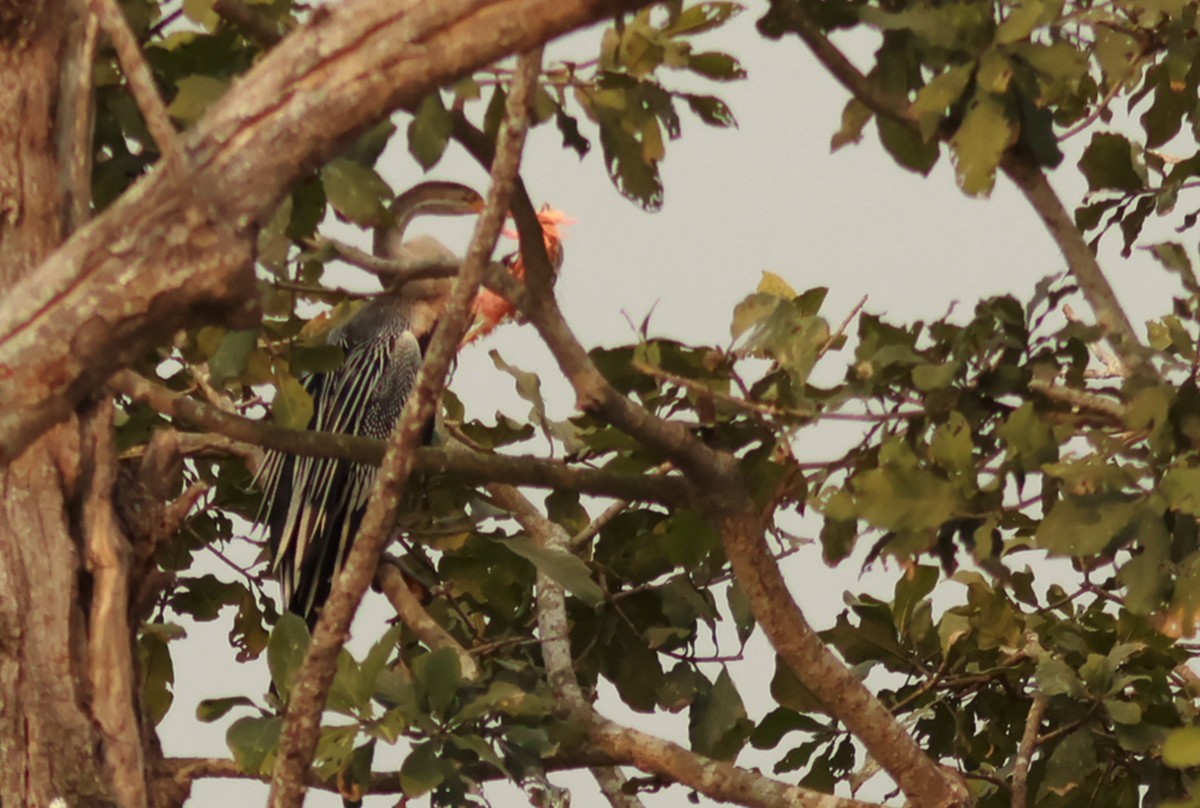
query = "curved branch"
xmin=0 ymin=0 xmax=657 ymax=465
xmin=267 ymin=47 xmax=542 ymax=807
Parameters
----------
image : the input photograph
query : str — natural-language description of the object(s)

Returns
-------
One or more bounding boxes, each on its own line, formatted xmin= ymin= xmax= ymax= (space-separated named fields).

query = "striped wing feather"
xmin=255 ymin=309 xmax=422 ymax=625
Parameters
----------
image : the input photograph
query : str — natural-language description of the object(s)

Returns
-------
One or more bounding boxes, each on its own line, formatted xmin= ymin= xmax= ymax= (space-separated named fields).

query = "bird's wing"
xmin=258 ymin=323 xmax=423 ymax=621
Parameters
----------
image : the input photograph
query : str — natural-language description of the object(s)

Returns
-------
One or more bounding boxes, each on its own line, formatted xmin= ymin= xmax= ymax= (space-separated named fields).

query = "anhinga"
xmin=255 ymin=181 xmax=485 ymax=627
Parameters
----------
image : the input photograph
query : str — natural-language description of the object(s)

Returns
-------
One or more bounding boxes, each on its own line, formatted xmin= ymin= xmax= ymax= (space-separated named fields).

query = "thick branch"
xmin=0 ymin=0 xmax=657 ymax=465
xmin=81 ymin=400 xmax=148 ymax=808
xmin=267 ymin=48 xmax=541 ymax=807
xmin=714 ymin=508 xmax=971 ymax=807
xmin=109 ymin=369 xmax=693 ymax=505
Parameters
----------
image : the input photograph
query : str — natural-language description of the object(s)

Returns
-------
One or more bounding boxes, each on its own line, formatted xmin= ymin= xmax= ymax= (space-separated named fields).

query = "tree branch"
xmin=376 ymin=561 xmax=480 ymax=679
xmin=449 ymin=114 xmax=740 ymax=497
xmin=109 ymin=369 xmax=693 ymax=505
xmin=773 ymin=2 xmax=1149 ymax=377
xmin=452 ymin=90 xmax=972 ymax=808
xmin=487 ymin=483 xmax=643 ymax=807
xmin=267 ymin=47 xmax=542 ymax=807
xmin=60 ymin=2 xmax=100 ymax=233
xmin=80 ymin=399 xmax=148 ymax=808
xmin=0 ymin=0 xmax=658 ymax=465
xmin=1012 ymin=694 xmax=1046 ymax=808
xmin=89 ymin=0 xmax=182 ymax=166
xmin=488 ymin=484 xmax=876 ymax=808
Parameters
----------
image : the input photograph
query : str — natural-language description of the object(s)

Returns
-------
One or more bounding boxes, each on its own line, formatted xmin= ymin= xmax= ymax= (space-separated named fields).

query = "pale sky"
xmin=176 ymin=7 xmax=1178 ymax=805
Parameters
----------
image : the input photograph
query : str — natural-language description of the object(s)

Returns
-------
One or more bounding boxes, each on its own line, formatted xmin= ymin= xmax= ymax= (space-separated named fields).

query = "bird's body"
xmin=256 ymin=296 xmax=433 ymax=623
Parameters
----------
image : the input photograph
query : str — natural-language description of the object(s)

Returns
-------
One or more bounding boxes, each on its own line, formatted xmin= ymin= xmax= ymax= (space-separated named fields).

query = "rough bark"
xmin=0 ymin=5 xmax=119 ymax=805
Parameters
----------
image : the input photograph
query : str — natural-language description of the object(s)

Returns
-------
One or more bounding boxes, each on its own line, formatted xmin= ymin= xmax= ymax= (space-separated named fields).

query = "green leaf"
xmin=226 ymin=715 xmax=282 ymax=774
xmin=726 ymin=582 xmax=756 ymax=644
xmin=1164 ymin=726 xmax=1200 ymax=768
xmin=998 ymin=402 xmax=1058 ymax=470
xmin=169 ymin=574 xmax=242 ymax=621
xmin=138 ymin=632 xmax=175 ymax=726
xmin=1035 ymin=654 xmax=1083 ymax=697
xmin=910 ymin=64 xmax=973 ymax=141
xmin=358 ymin=624 xmax=403 ymax=705
xmin=554 ymin=105 xmax=591 ymax=157
xmin=860 ymin=4 xmax=990 ymax=49
xmin=878 ymin=116 xmax=939 ymax=176
xmin=328 ymin=650 xmax=365 ymax=716
xmin=1036 ymin=495 xmax=1142 ymax=557
xmin=686 ymin=51 xmax=747 ymax=81
xmin=196 ymin=695 xmax=256 ymax=722
xmin=593 ymin=107 xmax=664 ymax=209
xmin=272 ymin=374 xmax=313 ymax=430
xmin=682 ymin=93 xmax=737 ymax=128
xmin=1041 ymin=730 xmax=1096 ymax=797
xmin=499 ymin=535 xmax=604 ymax=606
xmin=1147 ymin=242 xmax=1199 ymax=293
xmin=950 ymin=93 xmax=1014 ymax=196
xmin=663 ymin=2 xmax=743 ymax=37
xmin=208 ymin=329 xmax=258 ymax=388
xmin=853 ymin=467 xmax=963 ymax=534
xmin=168 ymin=75 xmax=228 ymax=124
xmin=1105 ymin=698 xmax=1143 ymax=725
xmin=996 ymin=0 xmax=1045 ymax=44
xmin=831 ymin=97 xmax=872 ymax=151
xmin=1079 ymin=133 xmax=1144 ymax=192
xmin=413 ymin=647 xmax=462 ymax=716
xmin=407 ymin=92 xmax=453 ymax=171
xmin=400 ymin=739 xmax=444 ymax=797
xmin=756 ymin=270 xmax=797 ymax=299
xmin=182 ymin=0 xmax=219 ymax=28
xmin=689 ymin=668 xmax=752 ymax=760
xmin=770 ymin=655 xmax=827 ymax=714
xmin=267 ymin=613 xmax=311 ymax=699
xmin=320 ymin=158 xmax=391 ymax=226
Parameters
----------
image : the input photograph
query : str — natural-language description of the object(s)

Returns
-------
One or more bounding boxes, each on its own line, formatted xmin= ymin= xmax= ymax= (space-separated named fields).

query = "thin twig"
xmin=376 ymin=561 xmax=479 ymax=679
xmin=817 ymin=294 xmax=867 ymax=360
xmin=1059 ymin=44 xmax=1146 ymax=141
xmin=90 ymin=0 xmax=182 ymax=165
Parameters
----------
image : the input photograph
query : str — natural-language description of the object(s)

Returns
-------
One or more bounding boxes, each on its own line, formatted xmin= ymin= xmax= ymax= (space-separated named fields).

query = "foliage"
xmin=93 ymin=0 xmax=1200 ymax=804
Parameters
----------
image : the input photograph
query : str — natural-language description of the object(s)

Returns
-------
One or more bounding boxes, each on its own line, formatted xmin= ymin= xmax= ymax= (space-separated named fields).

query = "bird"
xmin=255 ymin=181 xmax=485 ymax=627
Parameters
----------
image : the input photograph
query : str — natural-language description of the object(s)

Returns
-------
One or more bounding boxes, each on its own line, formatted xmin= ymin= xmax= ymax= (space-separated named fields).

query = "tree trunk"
xmin=0 ymin=4 xmax=119 ymax=805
